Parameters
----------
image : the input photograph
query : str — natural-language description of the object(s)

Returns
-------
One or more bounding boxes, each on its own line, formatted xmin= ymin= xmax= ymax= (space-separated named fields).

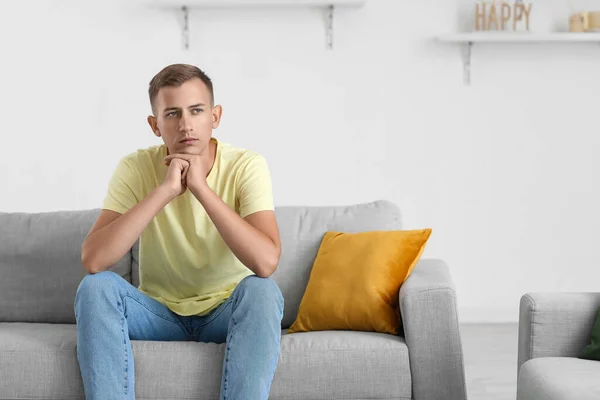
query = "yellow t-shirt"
xmin=102 ymin=137 xmax=275 ymax=316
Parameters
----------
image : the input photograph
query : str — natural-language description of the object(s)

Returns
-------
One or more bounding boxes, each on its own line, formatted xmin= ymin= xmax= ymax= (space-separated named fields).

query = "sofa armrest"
xmin=399 ymin=258 xmax=467 ymax=400
xmin=518 ymin=293 xmax=600 ymax=371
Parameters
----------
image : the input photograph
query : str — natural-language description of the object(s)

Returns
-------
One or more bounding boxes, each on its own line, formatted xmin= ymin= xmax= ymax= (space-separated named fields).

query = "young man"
xmin=75 ymin=64 xmax=284 ymax=400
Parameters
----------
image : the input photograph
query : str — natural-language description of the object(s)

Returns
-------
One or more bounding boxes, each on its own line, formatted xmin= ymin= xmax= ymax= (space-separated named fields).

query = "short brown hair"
xmin=148 ymin=64 xmax=214 ymax=114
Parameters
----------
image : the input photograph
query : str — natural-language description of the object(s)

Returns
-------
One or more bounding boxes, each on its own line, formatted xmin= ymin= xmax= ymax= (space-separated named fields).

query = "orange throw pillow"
xmin=288 ymin=229 xmax=432 ymax=335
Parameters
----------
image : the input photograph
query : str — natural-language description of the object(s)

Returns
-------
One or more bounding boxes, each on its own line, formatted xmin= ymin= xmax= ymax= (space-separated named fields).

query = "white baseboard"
xmin=458 ymin=306 xmax=518 ymax=323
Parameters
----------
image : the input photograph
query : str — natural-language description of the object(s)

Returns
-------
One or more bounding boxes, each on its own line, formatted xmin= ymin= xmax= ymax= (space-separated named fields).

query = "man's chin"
xmin=176 ymin=144 xmax=203 ymax=155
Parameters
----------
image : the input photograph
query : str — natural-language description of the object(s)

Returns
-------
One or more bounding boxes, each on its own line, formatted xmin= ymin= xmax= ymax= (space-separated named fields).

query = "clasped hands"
xmin=162 ymin=153 xmax=209 ymax=196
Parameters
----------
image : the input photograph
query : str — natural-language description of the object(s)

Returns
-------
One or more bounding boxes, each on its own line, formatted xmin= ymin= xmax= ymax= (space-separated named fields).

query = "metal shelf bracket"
xmin=327 ymin=5 xmax=335 ymax=50
xmin=182 ymin=6 xmax=190 ymax=50
xmin=462 ymin=41 xmax=473 ymax=85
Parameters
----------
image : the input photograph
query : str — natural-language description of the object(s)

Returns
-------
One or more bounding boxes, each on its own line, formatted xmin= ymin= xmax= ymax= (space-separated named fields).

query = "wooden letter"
xmin=488 ymin=2 xmax=499 ymax=30
xmin=513 ymin=2 xmax=523 ymax=30
xmin=475 ymin=2 xmax=487 ymax=31
xmin=501 ymin=2 xmax=512 ymax=30
xmin=521 ymin=2 xmax=532 ymax=31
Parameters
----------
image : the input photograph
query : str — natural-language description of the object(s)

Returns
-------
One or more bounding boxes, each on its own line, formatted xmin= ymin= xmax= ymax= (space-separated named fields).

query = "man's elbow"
xmin=254 ymin=249 xmax=280 ymax=278
xmin=81 ymin=246 xmax=102 ymax=275
xmin=81 ymin=254 xmax=98 ymax=275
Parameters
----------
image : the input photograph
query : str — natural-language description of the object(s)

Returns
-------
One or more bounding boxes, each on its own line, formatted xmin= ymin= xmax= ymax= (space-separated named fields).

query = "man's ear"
xmin=147 ymin=115 xmax=160 ymax=137
xmin=212 ymin=105 xmax=222 ymax=129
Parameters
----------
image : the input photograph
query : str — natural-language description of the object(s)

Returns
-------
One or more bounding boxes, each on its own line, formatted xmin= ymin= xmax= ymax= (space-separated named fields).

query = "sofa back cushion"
xmin=0 ymin=209 xmax=132 ymax=323
xmin=271 ymin=200 xmax=402 ymax=329
xmin=2 ymin=200 xmax=400 ymax=326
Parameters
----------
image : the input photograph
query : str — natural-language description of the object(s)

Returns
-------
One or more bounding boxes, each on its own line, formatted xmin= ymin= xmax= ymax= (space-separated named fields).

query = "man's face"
xmin=148 ymin=78 xmax=221 ymax=156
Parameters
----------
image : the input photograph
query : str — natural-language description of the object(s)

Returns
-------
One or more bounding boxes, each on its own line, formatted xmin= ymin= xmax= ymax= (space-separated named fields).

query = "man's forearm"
xmin=189 ymin=184 xmax=279 ymax=278
xmin=82 ymin=186 xmax=175 ymax=274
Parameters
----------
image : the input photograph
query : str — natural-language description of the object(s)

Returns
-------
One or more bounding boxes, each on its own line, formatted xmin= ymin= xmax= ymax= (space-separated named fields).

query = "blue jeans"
xmin=74 ymin=271 xmax=284 ymax=400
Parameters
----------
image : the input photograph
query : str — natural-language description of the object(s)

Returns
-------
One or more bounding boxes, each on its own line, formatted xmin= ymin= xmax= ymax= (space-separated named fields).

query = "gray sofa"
xmin=517 ymin=293 xmax=600 ymax=400
xmin=0 ymin=200 xmax=467 ymax=400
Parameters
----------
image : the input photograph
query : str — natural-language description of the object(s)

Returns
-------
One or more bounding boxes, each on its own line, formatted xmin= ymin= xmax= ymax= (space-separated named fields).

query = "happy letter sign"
xmin=475 ymin=1 xmax=532 ymax=31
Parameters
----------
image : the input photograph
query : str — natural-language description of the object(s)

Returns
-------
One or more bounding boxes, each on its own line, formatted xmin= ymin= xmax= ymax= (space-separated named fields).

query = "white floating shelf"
xmin=146 ymin=0 xmax=366 ymax=7
xmin=145 ymin=0 xmax=366 ymax=50
xmin=436 ymin=32 xmax=600 ymax=85
xmin=437 ymin=32 xmax=600 ymax=43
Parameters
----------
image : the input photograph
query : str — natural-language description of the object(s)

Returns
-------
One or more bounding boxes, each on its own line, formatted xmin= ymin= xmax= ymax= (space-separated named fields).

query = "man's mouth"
xmin=180 ymin=138 xmax=198 ymax=144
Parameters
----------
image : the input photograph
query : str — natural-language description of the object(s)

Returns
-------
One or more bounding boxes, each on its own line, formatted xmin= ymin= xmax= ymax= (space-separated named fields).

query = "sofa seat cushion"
xmin=518 ymin=357 xmax=600 ymax=400
xmin=0 ymin=323 xmax=411 ymax=400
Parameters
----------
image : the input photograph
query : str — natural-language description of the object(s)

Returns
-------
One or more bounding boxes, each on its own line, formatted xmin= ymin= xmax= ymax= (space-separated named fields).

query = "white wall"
xmin=2 ymin=0 xmax=600 ymax=322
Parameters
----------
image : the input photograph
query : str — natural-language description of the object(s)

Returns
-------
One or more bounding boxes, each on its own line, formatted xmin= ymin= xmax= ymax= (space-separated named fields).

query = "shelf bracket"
xmin=182 ymin=5 xmax=190 ymax=50
xmin=327 ymin=5 xmax=334 ymax=50
xmin=461 ymin=41 xmax=473 ymax=85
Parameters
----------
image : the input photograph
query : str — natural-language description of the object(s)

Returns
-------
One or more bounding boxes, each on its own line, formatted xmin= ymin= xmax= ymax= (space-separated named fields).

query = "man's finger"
xmin=165 ymin=157 xmax=190 ymax=166
xmin=164 ymin=154 xmax=192 ymax=161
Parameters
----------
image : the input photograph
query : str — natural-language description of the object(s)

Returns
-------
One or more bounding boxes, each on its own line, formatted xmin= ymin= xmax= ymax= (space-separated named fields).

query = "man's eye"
xmin=192 ymin=108 xmax=203 ymax=114
xmin=166 ymin=111 xmax=178 ymax=117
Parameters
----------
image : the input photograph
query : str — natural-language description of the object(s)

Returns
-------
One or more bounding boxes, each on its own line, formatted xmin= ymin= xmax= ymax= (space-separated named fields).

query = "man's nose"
xmin=179 ymin=113 xmax=193 ymax=132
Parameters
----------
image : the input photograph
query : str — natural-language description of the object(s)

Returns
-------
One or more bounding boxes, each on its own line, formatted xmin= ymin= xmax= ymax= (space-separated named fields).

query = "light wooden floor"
xmin=460 ymin=323 xmax=519 ymax=400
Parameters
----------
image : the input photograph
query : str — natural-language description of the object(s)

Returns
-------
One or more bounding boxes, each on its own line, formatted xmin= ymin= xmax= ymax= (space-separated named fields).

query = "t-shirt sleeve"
xmin=102 ymin=157 xmax=140 ymax=214
xmin=237 ymin=155 xmax=275 ymax=219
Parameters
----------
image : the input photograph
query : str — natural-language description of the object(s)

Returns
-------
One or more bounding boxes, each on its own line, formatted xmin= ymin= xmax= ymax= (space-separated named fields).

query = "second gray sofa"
xmin=517 ymin=293 xmax=600 ymax=400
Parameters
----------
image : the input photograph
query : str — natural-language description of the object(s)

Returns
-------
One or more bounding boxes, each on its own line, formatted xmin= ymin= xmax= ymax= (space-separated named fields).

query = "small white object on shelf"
xmin=144 ymin=0 xmax=367 ymax=50
xmin=435 ymin=32 xmax=600 ymax=85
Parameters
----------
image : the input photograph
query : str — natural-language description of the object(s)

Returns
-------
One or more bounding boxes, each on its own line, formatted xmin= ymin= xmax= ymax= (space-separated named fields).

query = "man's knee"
xmin=238 ymin=275 xmax=284 ymax=306
xmin=75 ymin=271 xmax=120 ymax=306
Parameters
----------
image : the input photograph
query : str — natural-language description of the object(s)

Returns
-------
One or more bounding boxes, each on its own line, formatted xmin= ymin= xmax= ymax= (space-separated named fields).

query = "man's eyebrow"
xmin=163 ymin=103 xmax=207 ymax=112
